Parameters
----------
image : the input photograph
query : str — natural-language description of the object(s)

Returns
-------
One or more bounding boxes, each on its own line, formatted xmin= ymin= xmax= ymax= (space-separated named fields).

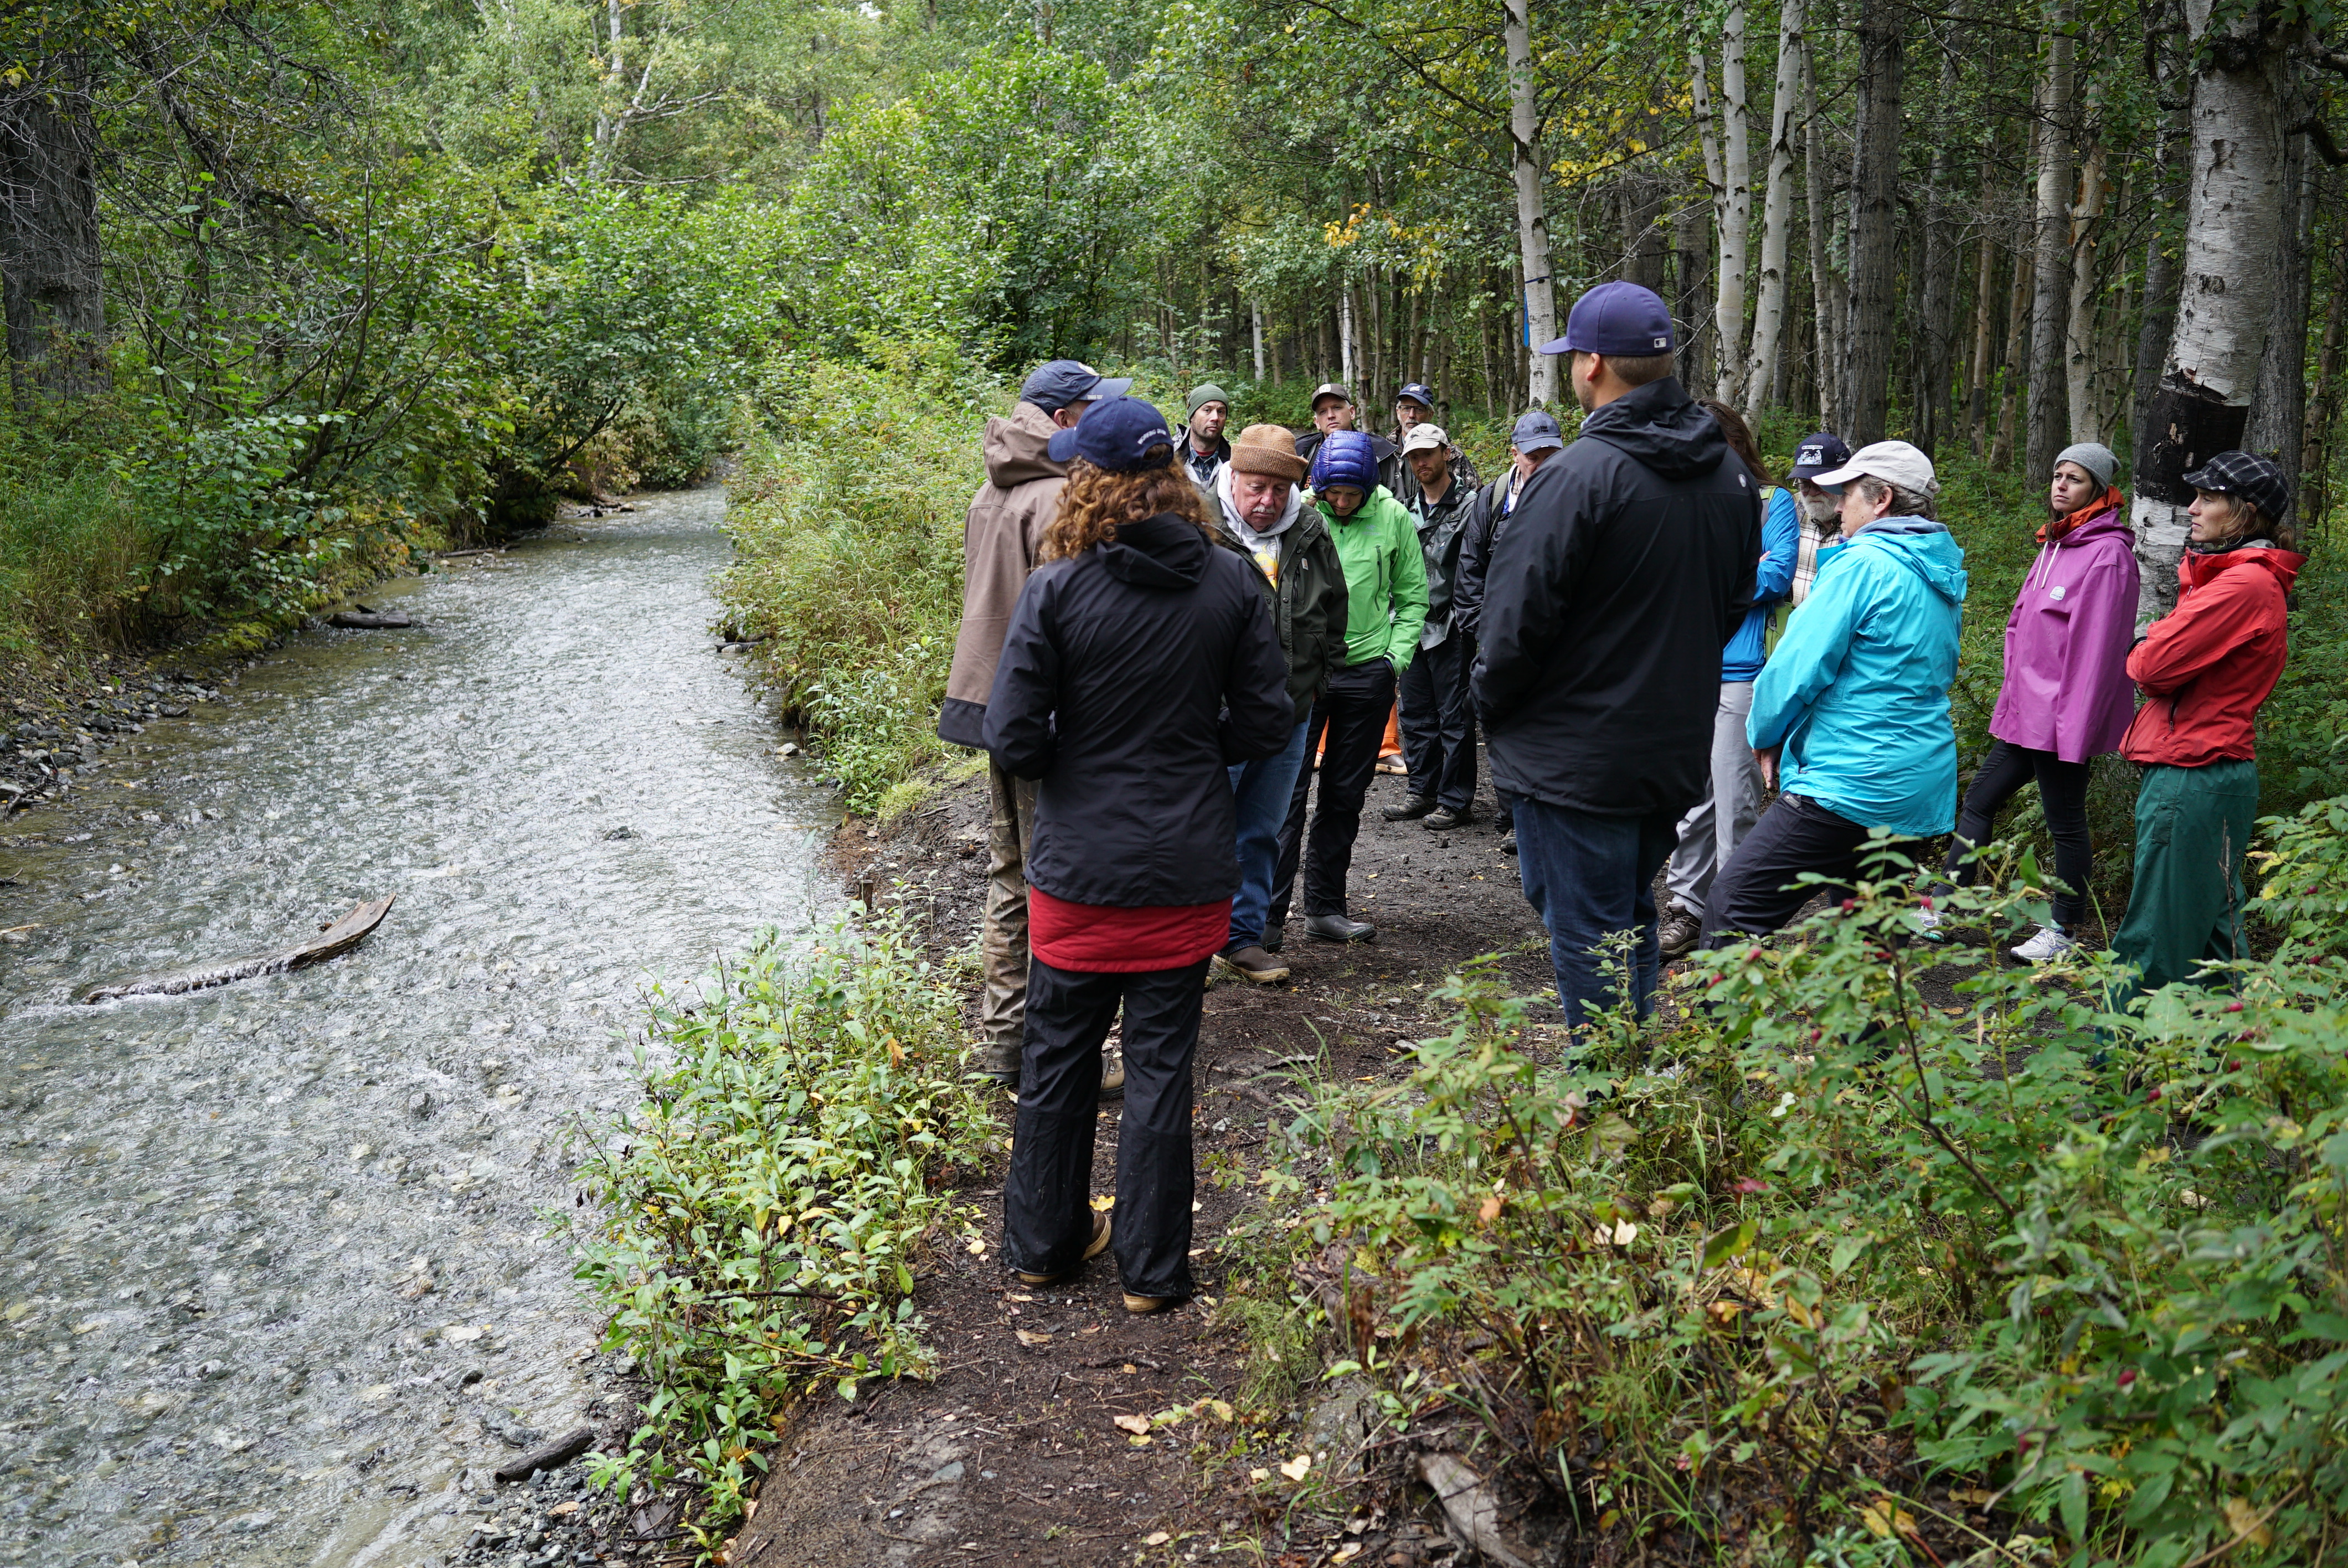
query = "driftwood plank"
xmin=494 ymin=1426 xmax=596 ymax=1483
xmin=83 ymin=895 xmax=395 ymax=1003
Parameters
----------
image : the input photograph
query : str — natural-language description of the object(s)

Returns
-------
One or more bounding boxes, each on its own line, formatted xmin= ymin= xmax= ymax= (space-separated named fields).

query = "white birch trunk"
xmin=2025 ymin=7 xmax=2076 ymax=482
xmin=1252 ymin=301 xmax=1266 ymax=383
xmin=1746 ymin=0 xmax=1803 ymax=406
xmin=1506 ymin=0 xmax=1559 ymax=405
xmin=2130 ymin=0 xmax=2288 ymax=626
xmin=1340 ymin=287 xmax=1358 ymax=390
xmin=1713 ymin=4 xmax=1753 ymax=405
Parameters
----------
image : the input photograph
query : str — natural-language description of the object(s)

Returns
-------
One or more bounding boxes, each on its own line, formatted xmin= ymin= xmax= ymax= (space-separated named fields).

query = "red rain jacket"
xmin=2120 ymin=544 xmax=2304 ymax=768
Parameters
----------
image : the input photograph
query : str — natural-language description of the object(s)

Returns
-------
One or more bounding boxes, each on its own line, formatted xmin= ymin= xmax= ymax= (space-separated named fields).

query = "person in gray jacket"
xmin=1385 ymin=423 xmax=1481 ymax=828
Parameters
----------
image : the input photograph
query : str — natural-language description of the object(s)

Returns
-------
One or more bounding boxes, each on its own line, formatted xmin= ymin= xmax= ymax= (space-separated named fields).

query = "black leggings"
xmin=1944 ymin=739 xmax=2094 ymax=930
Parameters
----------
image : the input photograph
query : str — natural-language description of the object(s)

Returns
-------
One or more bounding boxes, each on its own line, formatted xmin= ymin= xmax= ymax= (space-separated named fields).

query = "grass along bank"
xmin=570 ymin=911 xmax=998 ymax=1559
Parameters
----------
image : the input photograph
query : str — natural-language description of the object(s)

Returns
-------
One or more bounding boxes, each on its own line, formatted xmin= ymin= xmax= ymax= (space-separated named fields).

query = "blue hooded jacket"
xmin=1747 ymin=518 xmax=1968 ymax=835
xmin=1309 ymin=430 xmax=1380 ymax=494
xmin=1720 ymin=484 xmax=1798 ymax=683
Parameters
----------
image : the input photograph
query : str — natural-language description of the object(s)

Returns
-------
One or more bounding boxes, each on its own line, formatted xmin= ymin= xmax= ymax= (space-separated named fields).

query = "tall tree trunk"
xmin=1966 ymin=151 xmax=2002 ymax=455
xmin=2303 ymin=202 xmax=2346 ymax=537
xmin=2244 ymin=131 xmax=2314 ymax=497
xmin=1992 ymin=240 xmax=2034 ymax=468
xmin=2063 ymin=79 xmax=2109 ymax=443
xmin=1839 ymin=0 xmax=1902 ymax=445
xmin=1252 ymin=300 xmax=1266 ymax=382
xmin=1746 ymin=0 xmax=1804 ymax=406
xmin=2025 ymin=8 xmax=2076 ymax=482
xmin=1505 ymin=0 xmax=1559 ymax=405
xmin=1800 ymin=37 xmax=1843 ymax=431
xmin=1 ymin=66 xmax=107 ymax=404
xmin=1913 ymin=42 xmax=1958 ymax=457
xmin=1675 ymin=199 xmax=1716 ymax=394
xmin=2130 ymin=0 xmax=2291 ymax=626
xmin=2131 ymin=14 xmax=2190 ymax=454
xmin=1702 ymin=2 xmax=1754 ymax=405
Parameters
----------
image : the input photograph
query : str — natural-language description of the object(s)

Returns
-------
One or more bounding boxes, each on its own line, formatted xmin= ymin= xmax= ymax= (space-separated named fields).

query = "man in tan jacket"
xmin=940 ymin=360 xmax=1130 ymax=1087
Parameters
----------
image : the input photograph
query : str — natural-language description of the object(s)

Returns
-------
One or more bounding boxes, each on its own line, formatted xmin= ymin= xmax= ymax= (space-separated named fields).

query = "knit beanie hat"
xmin=1186 ymin=383 xmax=1231 ymax=418
xmin=1228 ymin=423 xmax=1307 ymax=482
xmin=2053 ymin=442 xmax=2119 ymax=488
xmin=1310 ymin=430 xmax=1379 ymax=494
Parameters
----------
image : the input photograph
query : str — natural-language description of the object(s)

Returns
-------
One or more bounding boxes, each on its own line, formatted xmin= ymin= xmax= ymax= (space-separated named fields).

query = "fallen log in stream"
xmin=82 ymin=895 xmax=395 ymax=1003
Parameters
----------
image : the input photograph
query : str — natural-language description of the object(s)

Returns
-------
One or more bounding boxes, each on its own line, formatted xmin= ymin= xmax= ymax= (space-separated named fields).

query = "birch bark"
xmin=1712 ymin=3 xmax=1753 ymax=405
xmin=1747 ymin=0 xmax=1804 ymax=407
xmin=1505 ymin=0 xmax=1559 ymax=405
xmin=2025 ymin=3 xmax=2076 ymax=481
xmin=2130 ymin=0 xmax=2290 ymax=625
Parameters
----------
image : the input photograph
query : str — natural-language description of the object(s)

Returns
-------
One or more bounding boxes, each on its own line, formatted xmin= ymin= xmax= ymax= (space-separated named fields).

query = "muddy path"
xmin=0 ymin=489 xmax=836 ymax=1568
xmin=735 ymin=764 xmax=1566 ymax=1568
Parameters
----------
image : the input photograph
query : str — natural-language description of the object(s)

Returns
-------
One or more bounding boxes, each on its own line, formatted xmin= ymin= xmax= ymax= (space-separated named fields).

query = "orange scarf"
xmin=2039 ymin=486 xmax=2125 ymax=544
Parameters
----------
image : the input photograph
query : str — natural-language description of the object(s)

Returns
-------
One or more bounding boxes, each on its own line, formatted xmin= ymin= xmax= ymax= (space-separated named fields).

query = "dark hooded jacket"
xmin=984 ymin=512 xmax=1294 ymax=907
xmin=1471 ymin=377 xmax=1762 ymax=816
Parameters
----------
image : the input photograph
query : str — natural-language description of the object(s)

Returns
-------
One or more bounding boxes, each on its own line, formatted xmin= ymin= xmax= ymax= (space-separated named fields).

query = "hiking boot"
xmin=1423 ymin=804 xmax=1475 ymax=831
xmin=1100 ymin=1046 xmax=1126 ymax=1100
xmin=1382 ymin=795 xmax=1438 ymax=822
xmin=1214 ymin=946 xmax=1291 ymax=985
xmin=1261 ymin=925 xmax=1285 ymax=954
xmin=976 ymin=1039 xmax=1021 ymax=1088
xmin=1017 ymin=1211 xmax=1113 ymax=1287
xmin=1303 ymin=912 xmax=1375 ymax=943
xmin=1122 ymin=1291 xmax=1182 ymax=1315
xmin=1497 ymin=829 xmax=1517 ymax=855
xmin=2009 ymin=925 xmax=2078 ymax=965
xmin=1657 ymin=904 xmax=1704 ymax=960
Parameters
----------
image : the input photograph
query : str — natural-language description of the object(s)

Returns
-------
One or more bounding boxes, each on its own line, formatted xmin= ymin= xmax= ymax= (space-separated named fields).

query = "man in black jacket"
xmin=1450 ymin=411 xmax=1565 ymax=852
xmin=1472 ymin=282 xmax=1760 ymax=1029
xmin=985 ymin=396 xmax=1292 ymax=1313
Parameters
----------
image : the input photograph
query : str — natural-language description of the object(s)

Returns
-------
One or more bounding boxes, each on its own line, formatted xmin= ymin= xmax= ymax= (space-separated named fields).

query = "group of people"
xmin=935 ymin=280 xmax=2306 ymax=1314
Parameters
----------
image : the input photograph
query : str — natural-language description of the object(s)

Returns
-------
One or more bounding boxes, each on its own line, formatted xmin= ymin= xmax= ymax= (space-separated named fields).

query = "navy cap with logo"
xmin=1511 ymin=410 xmax=1565 ymax=453
xmin=1019 ymin=359 xmax=1134 ymax=413
xmin=1396 ymin=381 xmax=1437 ymax=411
xmin=1786 ymin=432 xmax=1852 ymax=481
xmin=1538 ymin=280 xmax=1676 ymax=358
xmin=1046 ymin=395 xmax=1176 ymax=472
xmin=2181 ymin=449 xmax=2292 ymax=526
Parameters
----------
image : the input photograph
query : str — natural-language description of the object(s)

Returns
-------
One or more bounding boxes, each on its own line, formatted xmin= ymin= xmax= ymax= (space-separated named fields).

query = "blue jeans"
xmin=1510 ymin=793 xmax=1681 ymax=1029
xmin=1227 ymin=718 xmax=1311 ymax=949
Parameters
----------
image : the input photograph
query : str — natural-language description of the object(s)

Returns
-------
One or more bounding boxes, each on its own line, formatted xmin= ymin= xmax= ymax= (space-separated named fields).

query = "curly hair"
xmin=1041 ymin=457 xmax=1215 ymax=561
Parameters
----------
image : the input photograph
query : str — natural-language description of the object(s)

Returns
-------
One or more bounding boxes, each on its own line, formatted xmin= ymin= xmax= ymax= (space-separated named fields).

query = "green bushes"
xmin=1240 ymin=811 xmax=2348 ymax=1564
xmin=571 ymin=913 xmax=996 ymax=1551
xmin=717 ymin=344 xmax=996 ymax=814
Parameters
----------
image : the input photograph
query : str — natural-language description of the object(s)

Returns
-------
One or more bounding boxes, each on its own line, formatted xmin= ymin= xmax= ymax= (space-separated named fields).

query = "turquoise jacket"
xmin=1747 ymin=518 xmax=1968 ymax=835
xmin=1312 ymin=485 xmax=1430 ymax=674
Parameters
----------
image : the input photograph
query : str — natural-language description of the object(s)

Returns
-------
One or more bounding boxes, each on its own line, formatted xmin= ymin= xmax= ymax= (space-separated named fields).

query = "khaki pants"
xmin=980 ymin=762 xmax=1040 ymax=1070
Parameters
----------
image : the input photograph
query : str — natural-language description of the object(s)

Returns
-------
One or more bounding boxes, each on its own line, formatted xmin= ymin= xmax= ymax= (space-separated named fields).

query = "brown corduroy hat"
xmin=1229 ymin=423 xmax=1309 ymax=482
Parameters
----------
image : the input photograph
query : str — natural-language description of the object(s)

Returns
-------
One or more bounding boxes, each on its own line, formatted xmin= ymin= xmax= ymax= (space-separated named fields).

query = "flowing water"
xmin=0 ymin=489 xmax=831 ymax=1566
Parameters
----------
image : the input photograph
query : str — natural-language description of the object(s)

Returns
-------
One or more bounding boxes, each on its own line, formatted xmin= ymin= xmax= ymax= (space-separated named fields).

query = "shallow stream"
xmin=0 ymin=489 xmax=829 ymax=1566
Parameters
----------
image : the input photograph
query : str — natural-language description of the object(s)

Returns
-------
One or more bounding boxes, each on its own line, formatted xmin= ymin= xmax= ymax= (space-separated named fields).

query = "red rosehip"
xmin=2226 ymin=1000 xmax=2244 ymax=1013
xmin=2118 ymin=1369 xmax=2137 ymax=1389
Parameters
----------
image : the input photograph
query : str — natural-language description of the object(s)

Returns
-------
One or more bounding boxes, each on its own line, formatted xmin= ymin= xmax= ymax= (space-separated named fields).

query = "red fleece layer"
xmin=1027 ymin=886 xmax=1230 ymax=973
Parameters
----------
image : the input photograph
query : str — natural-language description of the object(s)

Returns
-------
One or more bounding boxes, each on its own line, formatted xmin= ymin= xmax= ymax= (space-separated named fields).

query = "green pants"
xmin=2112 ymin=758 xmax=2259 ymax=1001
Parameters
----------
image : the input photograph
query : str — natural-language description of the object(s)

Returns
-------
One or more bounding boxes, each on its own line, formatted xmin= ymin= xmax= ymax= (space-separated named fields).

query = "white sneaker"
xmin=1914 ymin=904 xmax=1944 ymax=938
xmin=2009 ymin=925 xmax=2078 ymax=965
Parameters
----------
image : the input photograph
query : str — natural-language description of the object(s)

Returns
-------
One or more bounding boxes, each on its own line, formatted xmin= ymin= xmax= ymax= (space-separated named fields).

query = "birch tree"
xmin=2130 ymin=0 xmax=2290 ymax=625
xmin=1745 ymin=0 xmax=1804 ymax=408
xmin=2025 ymin=1 xmax=2076 ymax=481
xmin=1506 ymin=0 xmax=1558 ymax=405
xmin=1693 ymin=2 xmax=1754 ymax=405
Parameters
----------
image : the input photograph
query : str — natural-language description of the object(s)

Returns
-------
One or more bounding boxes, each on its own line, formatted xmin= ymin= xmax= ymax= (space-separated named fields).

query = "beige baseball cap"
xmin=1400 ymin=424 xmax=1450 ymax=455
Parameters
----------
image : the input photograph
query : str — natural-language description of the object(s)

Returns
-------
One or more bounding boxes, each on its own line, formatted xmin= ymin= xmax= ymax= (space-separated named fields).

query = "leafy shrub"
xmin=718 ymin=341 xmax=994 ymax=813
xmin=1243 ymin=811 xmax=2348 ymax=1564
xmin=571 ymin=912 xmax=996 ymax=1549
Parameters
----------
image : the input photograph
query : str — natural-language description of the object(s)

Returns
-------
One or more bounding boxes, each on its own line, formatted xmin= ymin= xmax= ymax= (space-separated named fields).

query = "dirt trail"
xmin=735 ymin=762 xmax=1560 ymax=1567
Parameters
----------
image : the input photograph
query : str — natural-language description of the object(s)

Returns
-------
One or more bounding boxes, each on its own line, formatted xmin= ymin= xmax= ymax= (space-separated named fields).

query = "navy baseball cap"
xmin=1020 ymin=359 xmax=1133 ymax=412
xmin=1396 ymin=381 xmax=1437 ymax=410
xmin=1539 ymin=280 xmax=1676 ymax=358
xmin=1046 ymin=395 xmax=1176 ymax=471
xmin=1787 ymin=432 xmax=1852 ymax=481
xmin=1511 ymin=410 xmax=1565 ymax=453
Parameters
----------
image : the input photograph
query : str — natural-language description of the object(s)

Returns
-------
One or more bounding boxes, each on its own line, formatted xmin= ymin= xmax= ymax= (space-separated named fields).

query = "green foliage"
xmin=1243 ymin=816 xmax=2348 ymax=1561
xmin=717 ymin=343 xmax=993 ymax=814
xmin=571 ymin=912 xmax=996 ymax=1547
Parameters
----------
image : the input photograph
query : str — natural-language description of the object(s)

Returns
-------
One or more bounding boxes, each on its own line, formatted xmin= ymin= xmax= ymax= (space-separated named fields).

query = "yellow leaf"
xmin=965 ymin=1236 xmax=987 ymax=1255
xmin=1015 ymin=1329 xmax=1052 ymax=1346
xmin=1207 ymin=1399 xmax=1235 ymax=1422
xmin=2223 ymin=1498 xmax=2274 ymax=1549
xmin=1478 ymin=1193 xmax=1505 ymax=1223
xmin=1090 ymin=1194 xmax=1116 ymax=1211
xmin=1279 ymin=1453 xmax=1313 ymax=1482
xmin=1249 ymin=1467 xmax=1271 ymax=1482
xmin=1332 ymin=1547 xmax=1363 ymax=1563
xmin=1144 ymin=1531 xmax=1172 ymax=1546
xmin=1113 ymin=1414 xmax=1152 ymax=1435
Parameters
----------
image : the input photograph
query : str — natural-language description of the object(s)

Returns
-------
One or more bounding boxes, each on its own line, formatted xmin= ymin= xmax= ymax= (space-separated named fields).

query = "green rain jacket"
xmin=1312 ymin=484 xmax=1430 ymax=674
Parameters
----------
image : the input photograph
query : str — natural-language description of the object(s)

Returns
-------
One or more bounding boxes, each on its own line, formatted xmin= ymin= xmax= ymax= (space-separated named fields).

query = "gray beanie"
xmin=2054 ymin=441 xmax=2119 ymax=488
